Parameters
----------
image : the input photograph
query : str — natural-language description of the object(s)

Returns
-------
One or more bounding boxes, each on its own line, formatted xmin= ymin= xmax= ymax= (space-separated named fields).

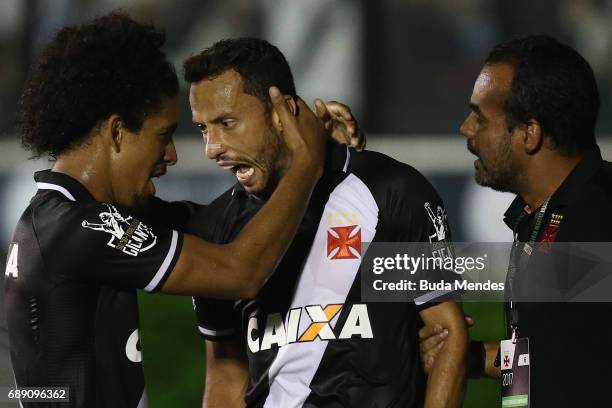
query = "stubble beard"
xmin=475 ymin=138 xmax=522 ymax=194
xmin=255 ymin=125 xmax=286 ymax=196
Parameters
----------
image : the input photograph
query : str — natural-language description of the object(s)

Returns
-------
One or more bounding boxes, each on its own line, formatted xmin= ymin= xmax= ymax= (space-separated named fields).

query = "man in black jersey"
xmin=183 ymin=38 xmax=468 ymax=408
xmin=4 ymin=13 xmax=330 ymax=408
xmin=419 ymin=35 xmax=612 ymax=407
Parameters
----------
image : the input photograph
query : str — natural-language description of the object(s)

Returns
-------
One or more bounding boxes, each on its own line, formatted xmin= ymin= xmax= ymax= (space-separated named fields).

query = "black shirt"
xmin=4 ymin=170 xmax=186 ymax=408
xmin=503 ymin=146 xmax=612 ymax=407
xmin=187 ymin=145 xmax=456 ymax=408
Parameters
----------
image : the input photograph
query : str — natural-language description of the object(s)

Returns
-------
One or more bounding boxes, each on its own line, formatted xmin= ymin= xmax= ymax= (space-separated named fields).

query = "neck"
xmin=52 ymin=146 xmax=113 ymax=202
xmin=519 ymin=151 xmax=583 ymax=210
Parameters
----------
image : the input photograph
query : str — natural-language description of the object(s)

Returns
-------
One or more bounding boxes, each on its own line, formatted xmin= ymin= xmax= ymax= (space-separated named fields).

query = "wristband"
xmin=467 ymin=340 xmax=485 ymax=378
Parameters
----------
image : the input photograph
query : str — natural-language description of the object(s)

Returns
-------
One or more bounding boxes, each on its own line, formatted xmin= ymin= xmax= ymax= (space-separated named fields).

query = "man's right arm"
xmin=483 ymin=340 xmax=501 ymax=378
xmin=420 ymin=301 xmax=468 ymax=408
xmin=72 ymin=89 xmax=322 ymax=298
xmin=419 ymin=323 xmax=501 ymax=379
xmin=202 ymin=339 xmax=248 ymax=408
xmin=161 ymin=89 xmax=326 ymax=299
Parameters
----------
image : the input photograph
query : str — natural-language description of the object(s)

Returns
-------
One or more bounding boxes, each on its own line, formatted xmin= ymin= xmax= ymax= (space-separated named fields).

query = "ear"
xmin=271 ymin=95 xmax=297 ymax=132
xmin=520 ymin=119 xmax=543 ymax=155
xmin=106 ymin=115 xmax=124 ymax=153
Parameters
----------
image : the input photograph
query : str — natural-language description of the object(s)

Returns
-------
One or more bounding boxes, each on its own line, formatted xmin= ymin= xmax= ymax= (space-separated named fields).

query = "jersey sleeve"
xmin=185 ymin=189 xmax=241 ymax=341
xmin=60 ymin=202 xmax=184 ymax=292
xmin=193 ymin=297 xmax=239 ymax=340
xmin=387 ymin=172 xmax=461 ymax=310
xmin=138 ymin=196 xmax=204 ymax=231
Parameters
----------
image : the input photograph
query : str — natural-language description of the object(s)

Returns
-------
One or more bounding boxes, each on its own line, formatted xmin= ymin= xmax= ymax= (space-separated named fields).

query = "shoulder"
xmin=347 ymin=149 xmax=444 ymax=209
xmin=24 ymin=196 xmax=126 ymax=267
xmin=32 ymin=196 xmax=161 ymax=250
xmin=28 ymin=191 xmax=87 ymax=239
xmin=592 ymin=160 xmax=612 ymax=195
xmin=558 ymin=160 xmax=612 ymax=241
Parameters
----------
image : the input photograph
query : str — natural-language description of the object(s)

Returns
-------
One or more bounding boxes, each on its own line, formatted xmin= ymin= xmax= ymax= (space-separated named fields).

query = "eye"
xmin=472 ymin=112 xmax=485 ymax=126
xmin=221 ymin=119 xmax=235 ymax=128
xmin=197 ymin=123 xmax=208 ymax=136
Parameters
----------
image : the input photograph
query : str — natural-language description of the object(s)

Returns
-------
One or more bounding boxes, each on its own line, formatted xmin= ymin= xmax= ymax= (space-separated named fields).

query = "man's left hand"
xmin=314 ymin=99 xmax=366 ymax=151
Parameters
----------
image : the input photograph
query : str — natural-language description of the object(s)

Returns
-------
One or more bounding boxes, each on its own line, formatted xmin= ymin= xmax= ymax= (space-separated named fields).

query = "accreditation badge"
xmin=501 ymin=337 xmax=530 ymax=407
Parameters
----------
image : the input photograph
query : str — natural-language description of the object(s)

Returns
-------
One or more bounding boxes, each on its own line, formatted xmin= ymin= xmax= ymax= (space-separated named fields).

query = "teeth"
xmin=236 ymin=166 xmax=254 ymax=179
xmin=220 ymin=165 xmax=234 ymax=171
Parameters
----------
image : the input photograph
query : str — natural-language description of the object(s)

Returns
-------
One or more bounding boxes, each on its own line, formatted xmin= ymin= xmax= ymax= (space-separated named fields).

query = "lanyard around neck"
xmin=507 ymin=198 xmax=550 ymax=340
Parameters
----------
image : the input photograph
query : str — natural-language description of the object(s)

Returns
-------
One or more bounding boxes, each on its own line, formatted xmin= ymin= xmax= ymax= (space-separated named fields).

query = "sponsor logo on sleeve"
xmin=424 ymin=202 xmax=453 ymax=258
xmin=82 ymin=203 xmax=157 ymax=256
xmin=424 ymin=202 xmax=448 ymax=242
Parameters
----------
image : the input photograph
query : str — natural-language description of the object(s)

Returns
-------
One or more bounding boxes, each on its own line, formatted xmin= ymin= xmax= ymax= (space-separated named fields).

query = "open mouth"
xmin=218 ymin=161 xmax=256 ymax=184
xmin=233 ymin=165 xmax=254 ymax=181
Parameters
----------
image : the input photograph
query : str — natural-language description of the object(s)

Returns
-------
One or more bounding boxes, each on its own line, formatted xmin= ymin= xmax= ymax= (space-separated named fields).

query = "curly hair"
xmin=19 ymin=12 xmax=179 ymax=158
xmin=486 ymin=35 xmax=599 ymax=154
xmin=183 ymin=38 xmax=296 ymax=111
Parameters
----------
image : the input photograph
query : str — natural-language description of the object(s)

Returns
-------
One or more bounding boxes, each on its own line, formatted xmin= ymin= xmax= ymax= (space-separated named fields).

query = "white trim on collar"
xmin=36 ymin=182 xmax=76 ymax=202
xmin=342 ymin=146 xmax=351 ymax=173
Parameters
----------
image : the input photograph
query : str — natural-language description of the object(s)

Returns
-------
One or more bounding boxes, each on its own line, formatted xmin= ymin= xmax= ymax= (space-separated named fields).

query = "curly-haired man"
xmin=5 ymin=12 xmax=328 ymax=407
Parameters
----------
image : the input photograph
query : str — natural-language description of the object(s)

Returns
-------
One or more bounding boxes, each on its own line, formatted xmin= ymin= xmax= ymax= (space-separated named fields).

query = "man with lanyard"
xmin=418 ymin=35 xmax=612 ymax=407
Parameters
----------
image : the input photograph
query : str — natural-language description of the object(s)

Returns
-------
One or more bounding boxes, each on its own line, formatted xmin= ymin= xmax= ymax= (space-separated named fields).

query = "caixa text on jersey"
xmin=247 ymin=304 xmax=373 ymax=353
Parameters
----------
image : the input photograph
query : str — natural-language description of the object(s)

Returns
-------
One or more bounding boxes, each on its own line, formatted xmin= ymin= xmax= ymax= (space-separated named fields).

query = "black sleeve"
xmin=185 ymin=187 xmax=241 ymax=340
xmin=387 ymin=170 xmax=460 ymax=310
xmin=57 ymin=202 xmax=184 ymax=292
xmin=138 ymin=196 xmax=204 ymax=231
xmin=193 ymin=297 xmax=239 ymax=340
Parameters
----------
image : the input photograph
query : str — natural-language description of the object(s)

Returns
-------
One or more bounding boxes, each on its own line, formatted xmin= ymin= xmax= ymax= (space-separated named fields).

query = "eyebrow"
xmin=469 ymin=103 xmax=486 ymax=119
xmin=192 ymin=113 xmax=233 ymax=127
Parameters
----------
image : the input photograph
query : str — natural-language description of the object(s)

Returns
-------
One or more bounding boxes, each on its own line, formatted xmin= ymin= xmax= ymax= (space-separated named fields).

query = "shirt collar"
xmin=34 ymin=170 xmax=97 ymax=202
xmin=503 ymin=145 xmax=604 ymax=228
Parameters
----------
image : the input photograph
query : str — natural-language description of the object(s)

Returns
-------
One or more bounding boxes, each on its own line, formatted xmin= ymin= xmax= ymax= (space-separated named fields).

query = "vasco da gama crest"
xmin=81 ymin=203 xmax=157 ymax=256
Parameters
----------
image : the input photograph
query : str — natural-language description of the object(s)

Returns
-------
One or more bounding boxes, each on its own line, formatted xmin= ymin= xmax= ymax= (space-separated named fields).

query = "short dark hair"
xmin=485 ymin=34 xmax=599 ymax=154
xmin=19 ymin=12 xmax=179 ymax=158
xmin=183 ymin=38 xmax=296 ymax=109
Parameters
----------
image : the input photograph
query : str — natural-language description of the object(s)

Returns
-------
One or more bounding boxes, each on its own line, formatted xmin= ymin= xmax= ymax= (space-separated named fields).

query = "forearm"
xmin=203 ymin=367 xmax=248 ymax=408
xmin=484 ymin=341 xmax=501 ymax=378
xmin=202 ymin=341 xmax=249 ymax=408
xmin=424 ymin=330 xmax=468 ymax=408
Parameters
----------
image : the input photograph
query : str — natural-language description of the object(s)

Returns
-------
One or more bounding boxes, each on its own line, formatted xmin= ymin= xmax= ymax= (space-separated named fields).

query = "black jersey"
xmin=187 ymin=145 xmax=455 ymax=408
xmin=4 ymin=170 xmax=184 ymax=408
xmin=502 ymin=147 xmax=612 ymax=407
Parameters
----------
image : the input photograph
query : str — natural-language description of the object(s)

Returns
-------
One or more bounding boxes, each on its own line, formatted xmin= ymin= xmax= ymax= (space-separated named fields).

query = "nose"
xmin=459 ymin=114 xmax=472 ymax=139
xmin=205 ymin=128 xmax=226 ymax=160
xmin=164 ymin=139 xmax=178 ymax=166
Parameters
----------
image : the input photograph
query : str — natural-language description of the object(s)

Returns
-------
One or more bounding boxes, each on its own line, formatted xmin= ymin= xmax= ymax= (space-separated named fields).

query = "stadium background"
xmin=0 ymin=0 xmax=611 ymax=406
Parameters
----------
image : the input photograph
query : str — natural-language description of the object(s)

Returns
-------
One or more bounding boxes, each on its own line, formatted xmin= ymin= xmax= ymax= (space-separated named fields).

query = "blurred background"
xmin=0 ymin=0 xmax=611 ymax=406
